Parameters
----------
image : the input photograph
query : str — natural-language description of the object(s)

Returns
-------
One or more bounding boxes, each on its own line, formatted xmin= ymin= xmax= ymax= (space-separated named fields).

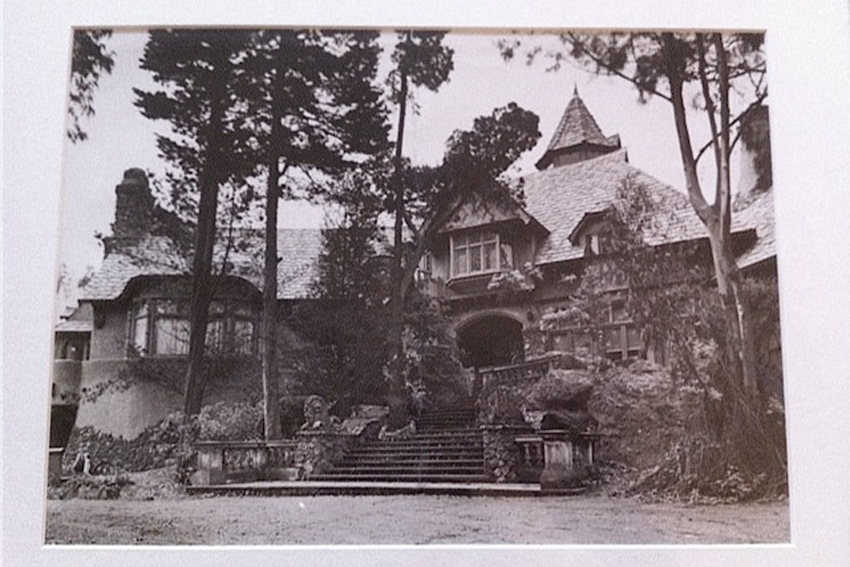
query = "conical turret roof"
xmin=536 ymin=87 xmax=621 ymax=170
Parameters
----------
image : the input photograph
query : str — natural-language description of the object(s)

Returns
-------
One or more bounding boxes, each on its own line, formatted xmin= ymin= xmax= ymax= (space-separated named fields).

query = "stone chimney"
xmin=112 ymin=168 xmax=154 ymax=240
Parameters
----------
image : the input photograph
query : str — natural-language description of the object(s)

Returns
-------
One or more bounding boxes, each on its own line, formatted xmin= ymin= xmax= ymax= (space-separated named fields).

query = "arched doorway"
xmin=457 ymin=314 xmax=524 ymax=369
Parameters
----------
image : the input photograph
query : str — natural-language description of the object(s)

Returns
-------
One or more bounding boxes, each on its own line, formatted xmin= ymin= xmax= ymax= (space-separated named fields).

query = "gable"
xmin=439 ymin=193 xmax=535 ymax=234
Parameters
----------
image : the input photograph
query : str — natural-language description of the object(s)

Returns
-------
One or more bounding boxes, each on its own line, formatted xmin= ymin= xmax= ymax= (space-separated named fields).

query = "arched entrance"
xmin=457 ymin=314 xmax=524 ymax=369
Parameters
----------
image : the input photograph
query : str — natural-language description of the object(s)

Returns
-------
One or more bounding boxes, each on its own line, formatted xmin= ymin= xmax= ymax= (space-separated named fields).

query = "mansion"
xmin=52 ymin=90 xmax=777 ymax=440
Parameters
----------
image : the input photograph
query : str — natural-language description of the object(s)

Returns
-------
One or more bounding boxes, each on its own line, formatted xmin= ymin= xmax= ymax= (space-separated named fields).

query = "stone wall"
xmin=481 ymin=425 xmax=529 ymax=483
xmin=293 ymin=431 xmax=355 ymax=478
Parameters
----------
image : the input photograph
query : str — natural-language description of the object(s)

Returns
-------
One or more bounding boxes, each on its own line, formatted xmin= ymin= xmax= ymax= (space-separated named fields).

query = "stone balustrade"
xmin=193 ymin=440 xmax=299 ymax=486
xmin=478 ymin=354 xmax=560 ymax=393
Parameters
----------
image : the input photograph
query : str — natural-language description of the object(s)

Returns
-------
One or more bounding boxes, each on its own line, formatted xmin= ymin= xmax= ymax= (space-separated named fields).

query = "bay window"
xmin=129 ymin=298 xmax=256 ymax=357
xmin=450 ymin=230 xmax=512 ymax=278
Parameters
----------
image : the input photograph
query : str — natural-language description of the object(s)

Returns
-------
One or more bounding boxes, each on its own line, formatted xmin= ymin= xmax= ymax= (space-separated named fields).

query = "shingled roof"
xmin=733 ymin=187 xmax=776 ymax=271
xmin=536 ymin=88 xmax=622 ymax=170
xmin=523 ymin=150 xmax=710 ymax=265
xmin=80 ymin=229 xmax=324 ymax=302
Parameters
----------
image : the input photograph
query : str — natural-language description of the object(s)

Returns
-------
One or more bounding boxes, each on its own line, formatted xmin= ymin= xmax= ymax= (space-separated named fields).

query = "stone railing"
xmin=478 ymin=354 xmax=560 ymax=394
xmin=193 ymin=440 xmax=299 ymax=486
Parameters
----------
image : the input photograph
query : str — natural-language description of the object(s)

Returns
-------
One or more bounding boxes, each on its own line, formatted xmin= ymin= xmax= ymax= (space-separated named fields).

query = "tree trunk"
xmin=183 ymin=152 xmax=222 ymax=416
xmin=662 ymin=33 xmax=759 ymax=399
xmin=389 ymin=64 xmax=409 ymax=391
xmin=261 ymin=152 xmax=282 ymax=439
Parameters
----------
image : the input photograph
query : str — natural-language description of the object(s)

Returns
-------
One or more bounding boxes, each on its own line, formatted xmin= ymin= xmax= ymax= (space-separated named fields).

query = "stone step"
xmin=417 ymin=420 xmax=475 ymax=426
xmin=417 ymin=412 xmax=476 ymax=422
xmin=310 ymin=473 xmax=491 ymax=483
xmin=351 ymin=444 xmax=482 ymax=454
xmin=339 ymin=456 xmax=484 ymax=468
xmin=347 ymin=449 xmax=483 ymax=459
xmin=329 ymin=464 xmax=485 ymax=474
xmin=379 ymin=432 xmax=481 ymax=441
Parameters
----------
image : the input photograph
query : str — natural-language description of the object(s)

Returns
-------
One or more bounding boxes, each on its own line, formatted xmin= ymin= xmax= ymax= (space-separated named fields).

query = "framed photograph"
xmin=4 ymin=1 xmax=850 ymax=566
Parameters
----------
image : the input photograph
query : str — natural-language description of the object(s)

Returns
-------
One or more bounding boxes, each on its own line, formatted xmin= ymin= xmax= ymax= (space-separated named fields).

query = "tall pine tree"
xmin=134 ymin=29 xmax=258 ymax=416
xmin=241 ymin=30 xmax=388 ymax=437
xmin=385 ymin=31 xmax=454 ymax=389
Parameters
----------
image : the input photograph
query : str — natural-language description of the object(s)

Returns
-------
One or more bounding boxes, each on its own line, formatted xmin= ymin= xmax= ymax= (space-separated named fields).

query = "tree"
xmin=292 ymin=169 xmax=392 ymax=414
xmin=384 ymin=31 xmax=455 ymax=387
xmin=386 ymin=103 xmax=541 ymax=395
xmin=399 ymin=102 xmax=542 ymax=306
xmin=239 ymin=30 xmax=388 ymax=438
xmin=135 ymin=29 xmax=259 ymax=417
xmin=68 ymin=29 xmax=115 ymax=142
xmin=502 ymin=32 xmax=768 ymax=398
xmin=542 ymin=178 xmax=786 ymax=497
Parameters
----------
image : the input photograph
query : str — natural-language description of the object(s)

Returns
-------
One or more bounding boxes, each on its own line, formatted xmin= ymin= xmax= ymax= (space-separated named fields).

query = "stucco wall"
xmin=75 ymin=359 xmax=181 ymax=439
xmin=90 ymin=305 xmax=128 ymax=360
xmin=75 ymin=357 xmax=264 ymax=439
xmin=52 ymin=360 xmax=82 ymax=404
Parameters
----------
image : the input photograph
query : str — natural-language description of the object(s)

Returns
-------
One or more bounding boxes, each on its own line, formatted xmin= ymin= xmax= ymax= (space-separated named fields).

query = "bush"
xmin=63 ymin=401 xmax=266 ymax=484
xmin=196 ymin=401 xmax=262 ymax=441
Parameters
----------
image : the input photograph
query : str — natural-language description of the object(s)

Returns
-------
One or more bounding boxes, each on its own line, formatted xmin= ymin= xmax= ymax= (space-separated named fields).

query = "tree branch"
xmin=696 ymin=35 xmax=723 ymax=211
xmin=564 ymin=33 xmax=673 ymax=103
xmin=694 ymin=90 xmax=768 ymax=165
xmin=662 ymin=33 xmax=711 ymax=222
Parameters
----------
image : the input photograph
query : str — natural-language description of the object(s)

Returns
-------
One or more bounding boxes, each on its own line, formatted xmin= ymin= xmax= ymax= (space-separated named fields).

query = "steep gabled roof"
xmin=523 ymin=150 xmax=709 ymax=265
xmin=536 ymin=89 xmax=621 ymax=170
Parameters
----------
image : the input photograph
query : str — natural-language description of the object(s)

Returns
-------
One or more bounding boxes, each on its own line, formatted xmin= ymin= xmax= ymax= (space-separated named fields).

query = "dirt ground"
xmin=44 ymin=493 xmax=789 ymax=545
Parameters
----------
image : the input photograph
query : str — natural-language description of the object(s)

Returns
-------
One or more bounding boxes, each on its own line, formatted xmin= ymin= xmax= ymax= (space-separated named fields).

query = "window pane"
xmin=626 ymin=326 xmax=642 ymax=349
xmin=611 ymin=301 xmax=628 ymax=323
xmin=155 ymin=317 xmax=189 ymax=355
xmin=232 ymin=320 xmax=254 ymax=355
xmin=453 ymin=247 xmax=467 ymax=276
xmin=603 ymin=327 xmax=623 ymax=353
xmin=205 ymin=319 xmax=227 ymax=354
xmin=500 ymin=242 xmax=513 ymax=269
xmin=469 ymin=244 xmax=482 ymax=272
xmin=132 ymin=305 xmax=148 ymax=354
xmin=484 ymin=242 xmax=497 ymax=271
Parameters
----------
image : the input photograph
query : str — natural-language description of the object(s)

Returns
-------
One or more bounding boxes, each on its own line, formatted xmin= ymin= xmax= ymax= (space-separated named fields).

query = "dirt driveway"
xmin=44 ymin=494 xmax=789 ymax=545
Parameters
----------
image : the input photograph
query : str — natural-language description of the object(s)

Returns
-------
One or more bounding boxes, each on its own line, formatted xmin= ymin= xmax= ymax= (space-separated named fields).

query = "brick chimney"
xmin=112 ymin=168 xmax=154 ymax=240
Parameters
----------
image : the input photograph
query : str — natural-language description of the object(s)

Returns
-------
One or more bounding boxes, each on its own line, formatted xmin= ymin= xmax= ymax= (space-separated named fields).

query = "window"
xmin=416 ymin=252 xmax=433 ymax=282
xmin=584 ymin=231 xmax=612 ymax=256
xmin=603 ymin=299 xmax=642 ymax=360
xmin=450 ymin=231 xmax=512 ymax=278
xmin=128 ymin=299 xmax=256 ymax=357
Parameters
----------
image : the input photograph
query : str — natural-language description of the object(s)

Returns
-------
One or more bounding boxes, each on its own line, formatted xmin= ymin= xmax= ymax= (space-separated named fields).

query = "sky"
xmin=59 ymin=29 xmax=725 ymax=298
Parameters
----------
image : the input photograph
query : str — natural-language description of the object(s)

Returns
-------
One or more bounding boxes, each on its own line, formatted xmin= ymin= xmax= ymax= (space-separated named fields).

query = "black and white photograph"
xmin=45 ymin=25 xmax=790 ymax=544
xmin=4 ymin=1 xmax=850 ymax=566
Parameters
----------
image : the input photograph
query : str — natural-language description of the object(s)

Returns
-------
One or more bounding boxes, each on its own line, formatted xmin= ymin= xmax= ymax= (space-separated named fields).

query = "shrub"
xmin=196 ymin=401 xmax=262 ymax=441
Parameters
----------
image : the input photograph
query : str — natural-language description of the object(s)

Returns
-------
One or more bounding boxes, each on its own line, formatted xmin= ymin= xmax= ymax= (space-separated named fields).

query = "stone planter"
xmin=537 ymin=430 xmax=599 ymax=491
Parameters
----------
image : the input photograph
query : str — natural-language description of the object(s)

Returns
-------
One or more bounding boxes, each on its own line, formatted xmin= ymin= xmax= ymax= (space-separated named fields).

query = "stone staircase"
xmin=311 ymin=406 xmax=489 ymax=483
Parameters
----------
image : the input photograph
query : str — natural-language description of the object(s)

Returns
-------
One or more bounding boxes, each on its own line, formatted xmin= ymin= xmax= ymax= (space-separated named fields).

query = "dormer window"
xmin=450 ymin=230 xmax=513 ymax=278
